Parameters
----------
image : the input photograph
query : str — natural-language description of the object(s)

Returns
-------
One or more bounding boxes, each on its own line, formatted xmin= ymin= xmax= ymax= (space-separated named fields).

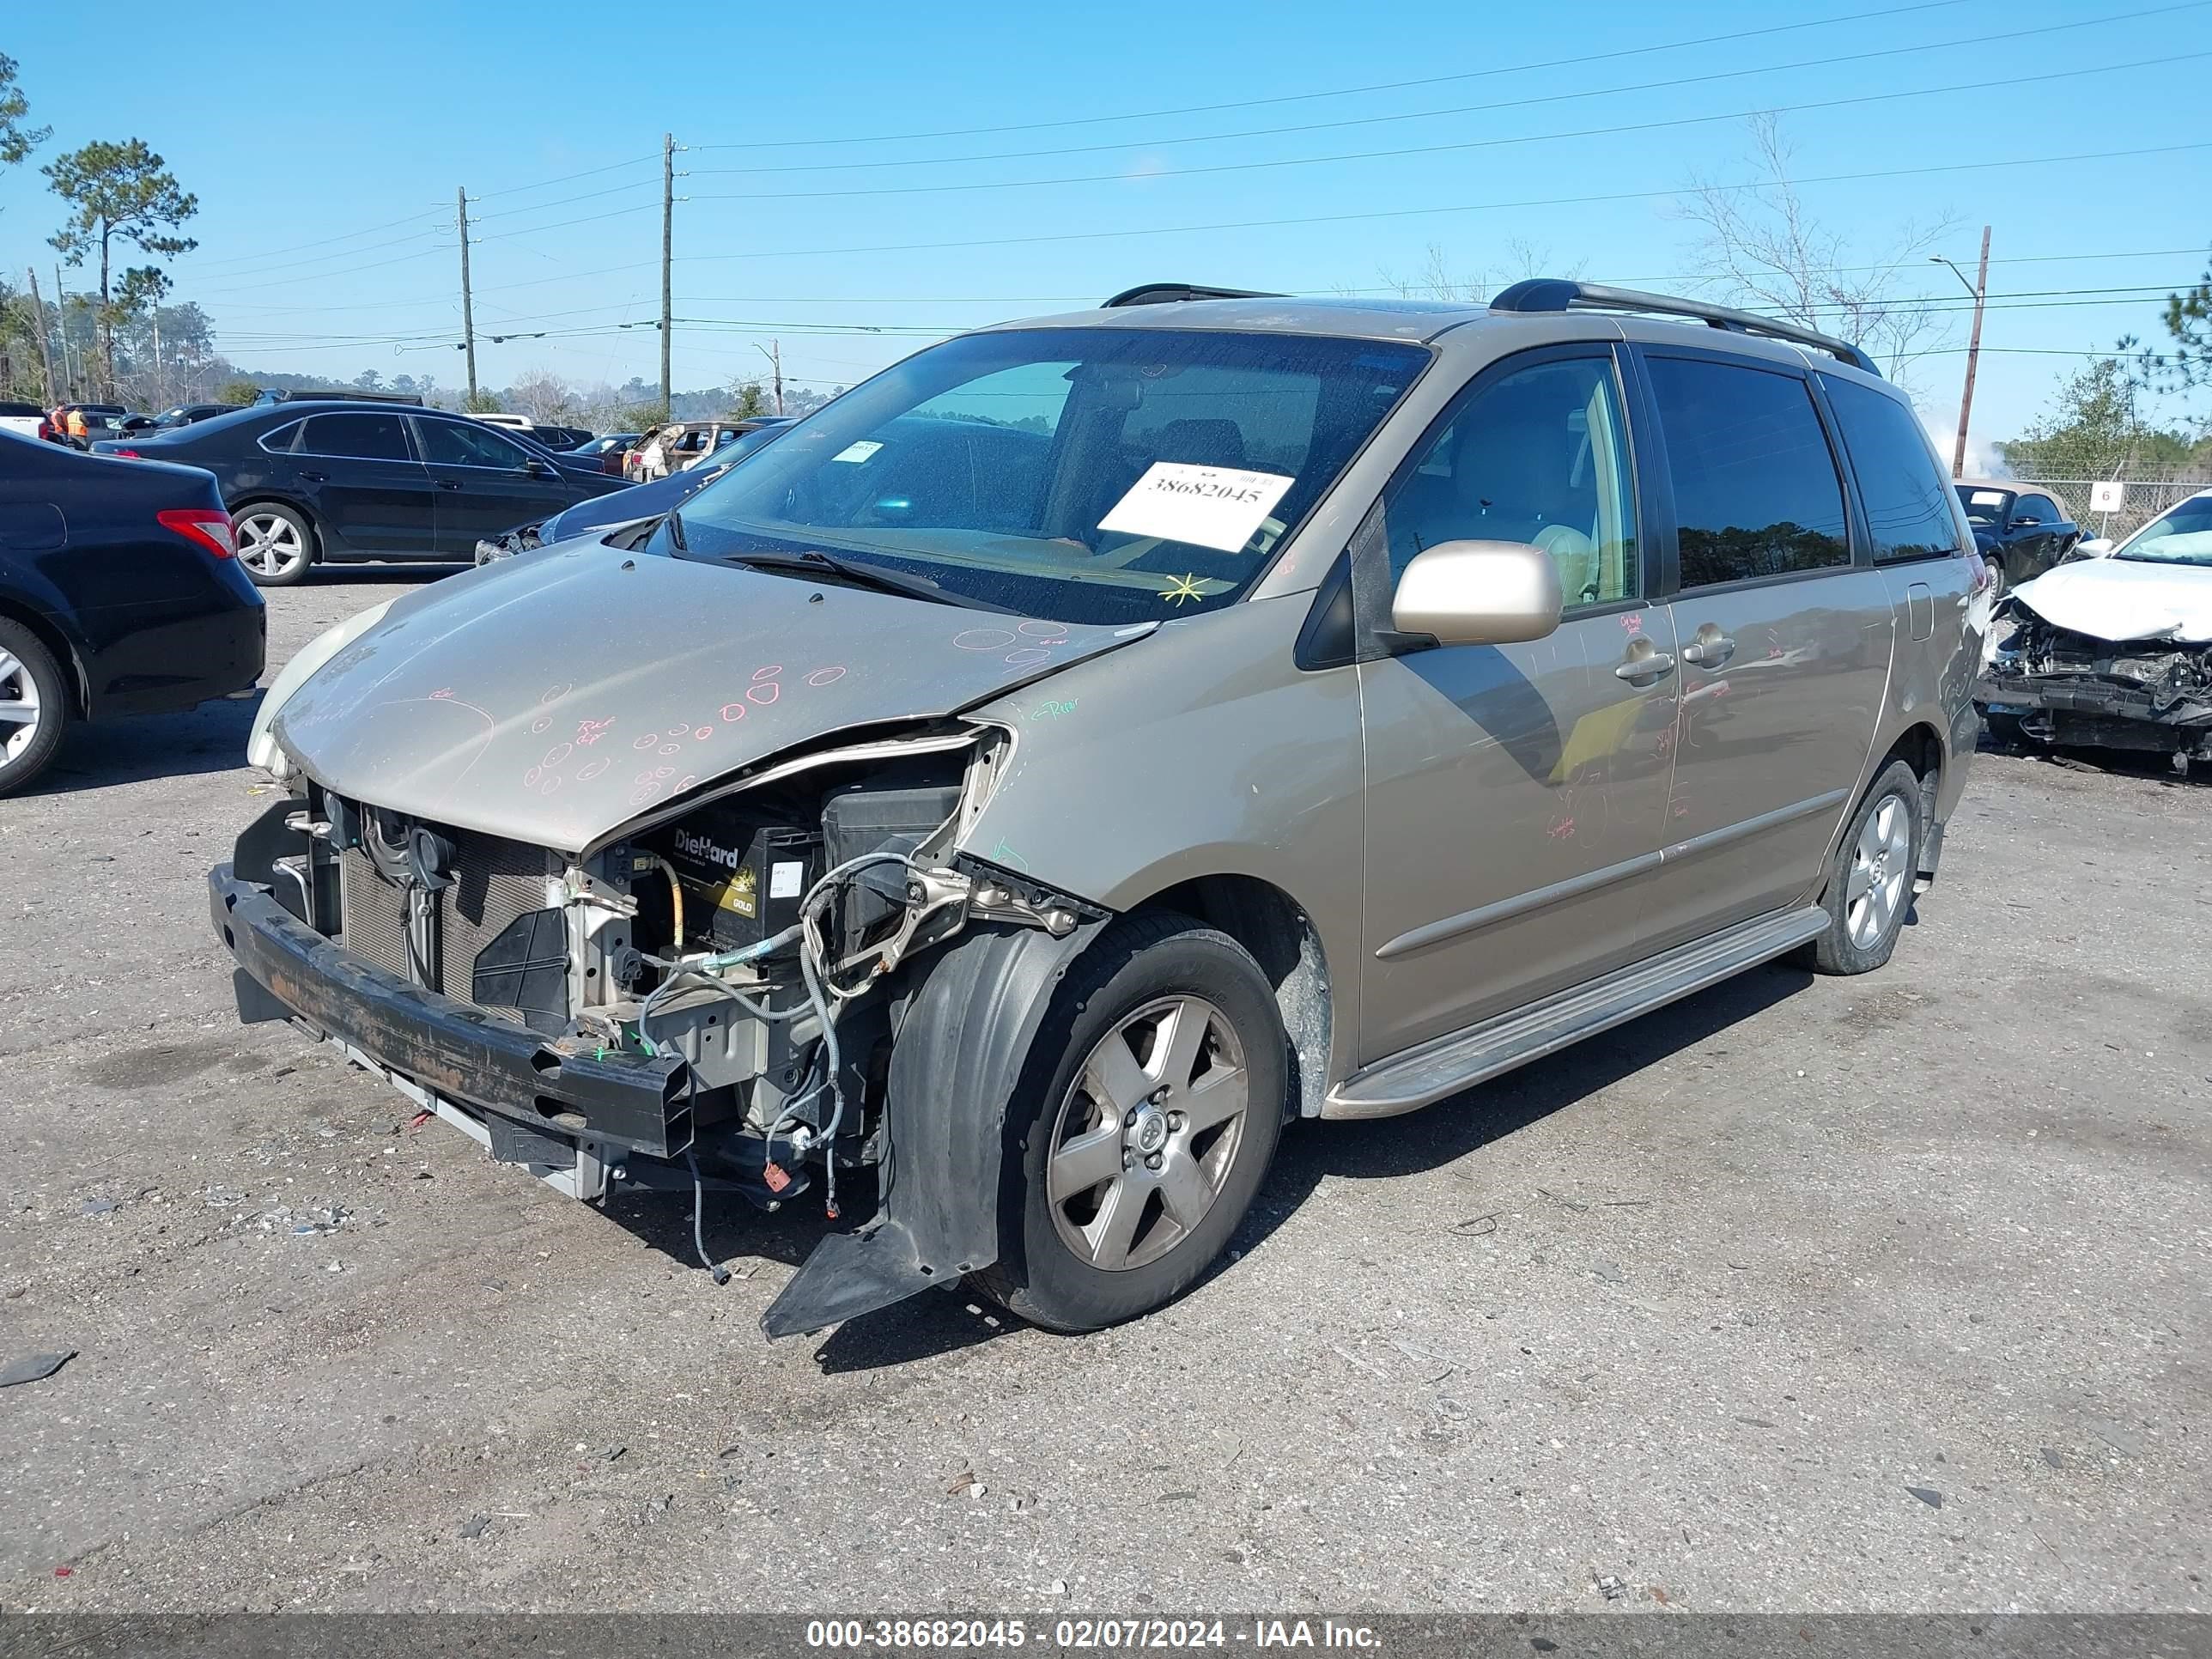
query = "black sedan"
xmin=153 ymin=402 xmax=240 ymax=428
xmin=474 ymin=420 xmax=789 ymax=563
xmin=0 ymin=431 xmax=265 ymax=795
xmin=92 ymin=401 xmax=630 ymax=586
xmin=1955 ymin=479 xmax=2081 ymax=596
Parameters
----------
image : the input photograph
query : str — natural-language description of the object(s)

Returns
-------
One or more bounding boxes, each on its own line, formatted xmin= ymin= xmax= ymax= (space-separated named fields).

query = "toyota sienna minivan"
xmin=210 ymin=279 xmax=1984 ymax=1337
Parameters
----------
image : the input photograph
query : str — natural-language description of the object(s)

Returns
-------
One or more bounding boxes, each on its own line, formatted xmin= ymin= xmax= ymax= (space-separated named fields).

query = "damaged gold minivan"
xmin=210 ymin=282 xmax=1984 ymax=1336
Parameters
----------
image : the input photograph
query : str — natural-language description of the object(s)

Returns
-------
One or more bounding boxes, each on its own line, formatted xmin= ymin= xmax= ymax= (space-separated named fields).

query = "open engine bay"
xmin=229 ymin=721 xmax=1090 ymax=1283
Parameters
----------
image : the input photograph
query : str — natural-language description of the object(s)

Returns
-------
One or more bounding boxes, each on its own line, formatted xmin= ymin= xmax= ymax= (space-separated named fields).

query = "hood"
xmin=271 ymin=543 xmax=1147 ymax=852
xmin=2009 ymin=556 xmax=2212 ymax=644
xmin=543 ymin=465 xmax=720 ymax=543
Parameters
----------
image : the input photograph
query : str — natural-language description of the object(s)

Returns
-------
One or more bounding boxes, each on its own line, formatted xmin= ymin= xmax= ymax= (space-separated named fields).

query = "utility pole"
xmin=659 ymin=132 xmax=675 ymax=422
xmin=27 ymin=269 xmax=56 ymax=404
xmin=757 ymin=339 xmax=782 ymax=415
xmin=53 ymin=263 xmax=74 ymax=401
xmin=1934 ymin=226 xmax=1990 ymax=480
xmin=457 ymin=186 xmax=479 ymax=404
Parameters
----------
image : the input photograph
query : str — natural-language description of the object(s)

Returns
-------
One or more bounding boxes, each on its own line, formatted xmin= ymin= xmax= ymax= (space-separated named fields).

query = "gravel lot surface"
xmin=2 ymin=569 xmax=2205 ymax=1614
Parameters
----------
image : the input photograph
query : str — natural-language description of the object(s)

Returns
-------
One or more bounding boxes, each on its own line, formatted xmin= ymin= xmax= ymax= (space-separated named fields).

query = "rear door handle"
xmin=437 ymin=479 xmax=463 ymax=490
xmin=1680 ymin=635 xmax=1735 ymax=666
xmin=1615 ymin=653 xmax=1675 ymax=683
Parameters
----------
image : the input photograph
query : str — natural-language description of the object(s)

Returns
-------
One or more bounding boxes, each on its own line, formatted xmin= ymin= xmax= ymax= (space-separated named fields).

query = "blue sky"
xmin=5 ymin=0 xmax=2205 ymax=456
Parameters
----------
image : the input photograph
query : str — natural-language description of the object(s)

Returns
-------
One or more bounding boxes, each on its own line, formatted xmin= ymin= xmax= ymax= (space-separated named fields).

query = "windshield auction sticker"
xmin=1099 ymin=461 xmax=1295 ymax=554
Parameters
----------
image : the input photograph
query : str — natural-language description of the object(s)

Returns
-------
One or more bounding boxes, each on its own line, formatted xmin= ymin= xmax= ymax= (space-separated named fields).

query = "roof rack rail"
xmin=1488 ymin=278 xmax=1880 ymax=376
xmin=1101 ymin=283 xmax=1287 ymax=308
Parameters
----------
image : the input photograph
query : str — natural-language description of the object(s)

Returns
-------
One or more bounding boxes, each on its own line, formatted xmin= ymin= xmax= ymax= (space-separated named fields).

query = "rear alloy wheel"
xmin=978 ymin=915 xmax=1286 ymax=1332
xmin=0 ymin=619 xmax=69 ymax=797
xmin=1983 ymin=554 xmax=2006 ymax=600
xmin=233 ymin=504 xmax=314 ymax=586
xmin=1806 ymin=759 xmax=1925 ymax=975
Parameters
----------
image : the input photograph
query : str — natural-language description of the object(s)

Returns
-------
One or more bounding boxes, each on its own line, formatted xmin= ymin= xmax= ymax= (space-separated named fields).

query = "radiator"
xmin=337 ymin=829 xmax=558 ymax=1022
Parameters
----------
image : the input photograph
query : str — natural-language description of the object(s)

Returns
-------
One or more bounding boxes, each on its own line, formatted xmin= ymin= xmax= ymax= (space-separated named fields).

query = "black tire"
xmin=1806 ymin=759 xmax=1925 ymax=976
xmin=1983 ymin=554 xmax=2006 ymax=600
xmin=974 ymin=913 xmax=1288 ymax=1333
xmin=230 ymin=501 xmax=317 ymax=587
xmin=0 ymin=617 xmax=70 ymax=797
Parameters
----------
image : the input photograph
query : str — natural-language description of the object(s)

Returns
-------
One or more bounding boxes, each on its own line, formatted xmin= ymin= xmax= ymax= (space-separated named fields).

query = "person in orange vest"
xmin=64 ymin=407 xmax=89 ymax=446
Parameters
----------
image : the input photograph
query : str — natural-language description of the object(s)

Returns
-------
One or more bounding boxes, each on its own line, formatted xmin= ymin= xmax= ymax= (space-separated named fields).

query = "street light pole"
xmin=1932 ymin=227 xmax=1990 ymax=480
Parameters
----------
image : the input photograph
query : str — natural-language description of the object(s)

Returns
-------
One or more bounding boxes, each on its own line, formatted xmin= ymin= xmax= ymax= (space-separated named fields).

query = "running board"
xmin=1322 ymin=905 xmax=1829 ymax=1120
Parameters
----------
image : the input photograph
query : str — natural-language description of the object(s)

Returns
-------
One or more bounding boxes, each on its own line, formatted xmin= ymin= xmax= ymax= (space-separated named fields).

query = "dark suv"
xmin=1955 ymin=479 xmax=2079 ymax=595
xmin=92 ymin=402 xmax=629 ymax=586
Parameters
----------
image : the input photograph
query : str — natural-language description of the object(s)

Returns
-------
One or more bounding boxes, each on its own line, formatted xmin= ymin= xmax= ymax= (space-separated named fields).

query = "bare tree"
xmin=1375 ymin=238 xmax=1581 ymax=305
xmin=507 ymin=367 xmax=577 ymax=423
xmin=1675 ymin=114 xmax=1955 ymax=385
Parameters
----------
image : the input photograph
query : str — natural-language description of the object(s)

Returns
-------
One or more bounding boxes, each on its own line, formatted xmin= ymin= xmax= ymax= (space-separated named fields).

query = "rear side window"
xmin=1646 ymin=356 xmax=1849 ymax=588
xmin=415 ymin=417 xmax=532 ymax=469
xmin=258 ymin=421 xmax=303 ymax=454
xmin=297 ymin=412 xmax=412 ymax=461
xmin=1823 ymin=377 xmax=1964 ymax=564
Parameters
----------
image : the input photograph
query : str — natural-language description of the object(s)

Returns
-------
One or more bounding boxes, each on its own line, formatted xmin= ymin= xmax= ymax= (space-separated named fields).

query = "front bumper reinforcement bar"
xmin=208 ymin=863 xmax=691 ymax=1158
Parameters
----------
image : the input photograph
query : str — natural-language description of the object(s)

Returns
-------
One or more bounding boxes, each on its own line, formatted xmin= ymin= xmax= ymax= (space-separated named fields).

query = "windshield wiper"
xmin=717 ymin=547 xmax=1017 ymax=612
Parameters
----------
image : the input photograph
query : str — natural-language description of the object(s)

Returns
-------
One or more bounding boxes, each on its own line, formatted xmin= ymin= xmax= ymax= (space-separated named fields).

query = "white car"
xmin=1976 ymin=488 xmax=2212 ymax=770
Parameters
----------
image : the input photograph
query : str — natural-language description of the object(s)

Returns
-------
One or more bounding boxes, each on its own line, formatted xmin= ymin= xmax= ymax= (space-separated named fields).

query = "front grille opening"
xmin=337 ymin=817 xmax=564 ymax=1028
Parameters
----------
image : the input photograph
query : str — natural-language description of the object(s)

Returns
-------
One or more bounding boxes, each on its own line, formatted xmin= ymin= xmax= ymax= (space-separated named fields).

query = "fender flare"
xmin=760 ymin=918 xmax=1103 ymax=1337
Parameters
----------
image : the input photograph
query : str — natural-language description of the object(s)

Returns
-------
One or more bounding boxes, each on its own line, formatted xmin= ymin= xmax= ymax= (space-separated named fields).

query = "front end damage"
xmin=1977 ymin=608 xmax=2212 ymax=765
xmin=211 ymin=720 xmax=1104 ymax=1335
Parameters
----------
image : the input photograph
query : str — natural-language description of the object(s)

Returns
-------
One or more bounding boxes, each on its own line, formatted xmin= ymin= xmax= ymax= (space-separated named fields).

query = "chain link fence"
xmin=2016 ymin=477 xmax=2209 ymax=542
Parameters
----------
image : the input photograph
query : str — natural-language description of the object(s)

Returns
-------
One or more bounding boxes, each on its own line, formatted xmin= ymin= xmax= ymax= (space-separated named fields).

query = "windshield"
xmin=1956 ymin=486 xmax=2014 ymax=526
xmin=659 ymin=326 xmax=1430 ymax=623
xmin=2115 ymin=495 xmax=2212 ymax=567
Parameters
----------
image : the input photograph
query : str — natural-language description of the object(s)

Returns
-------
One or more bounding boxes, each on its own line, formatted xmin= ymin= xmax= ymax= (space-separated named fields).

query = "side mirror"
xmin=2075 ymin=536 xmax=2114 ymax=558
xmin=2008 ymin=517 xmax=2039 ymax=531
xmin=1391 ymin=539 xmax=1563 ymax=647
xmin=524 ymin=457 xmax=552 ymax=477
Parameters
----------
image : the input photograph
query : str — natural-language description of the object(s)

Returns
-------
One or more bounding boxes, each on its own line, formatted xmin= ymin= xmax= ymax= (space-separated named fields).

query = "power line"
xmin=471 ymin=153 xmax=660 ymax=200
xmin=687 ymin=3 xmax=2201 ymax=182
xmin=471 ymin=179 xmax=660 ymax=222
xmin=669 ymin=140 xmax=2212 ymax=264
xmin=685 ymin=0 xmax=1978 ymax=152
xmin=688 ymin=51 xmax=2205 ymax=204
xmin=182 ymin=205 xmax=452 ymax=274
xmin=185 ymin=248 xmax=2212 ymax=315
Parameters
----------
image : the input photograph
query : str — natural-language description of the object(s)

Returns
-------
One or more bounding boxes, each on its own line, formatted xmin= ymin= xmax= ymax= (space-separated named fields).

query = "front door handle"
xmin=298 ymin=470 xmax=327 ymax=483
xmin=1680 ymin=635 xmax=1735 ymax=666
xmin=437 ymin=479 xmax=464 ymax=490
xmin=1614 ymin=653 xmax=1675 ymax=683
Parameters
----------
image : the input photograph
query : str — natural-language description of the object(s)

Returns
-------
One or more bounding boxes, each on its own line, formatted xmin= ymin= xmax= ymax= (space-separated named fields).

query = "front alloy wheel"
xmin=1048 ymin=994 xmax=1251 ymax=1273
xmin=978 ymin=915 xmax=1287 ymax=1332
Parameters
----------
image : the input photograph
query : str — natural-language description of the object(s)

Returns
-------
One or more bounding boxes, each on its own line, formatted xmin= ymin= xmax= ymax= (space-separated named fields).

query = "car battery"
xmin=659 ymin=816 xmax=821 ymax=952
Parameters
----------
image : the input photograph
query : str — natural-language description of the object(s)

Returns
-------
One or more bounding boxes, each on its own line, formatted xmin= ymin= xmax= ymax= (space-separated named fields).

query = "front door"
xmin=1358 ymin=347 xmax=1679 ymax=1061
xmin=410 ymin=416 xmax=575 ymax=554
xmin=1632 ymin=349 xmax=1893 ymax=949
xmin=289 ymin=410 xmax=439 ymax=557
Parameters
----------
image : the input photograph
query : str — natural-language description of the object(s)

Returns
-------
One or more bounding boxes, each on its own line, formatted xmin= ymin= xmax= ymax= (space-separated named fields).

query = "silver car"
xmin=211 ymin=281 xmax=1983 ymax=1337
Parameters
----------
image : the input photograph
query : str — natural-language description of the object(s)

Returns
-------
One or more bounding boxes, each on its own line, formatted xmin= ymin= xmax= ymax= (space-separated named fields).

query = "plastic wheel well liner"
xmin=759 ymin=916 xmax=1103 ymax=1338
